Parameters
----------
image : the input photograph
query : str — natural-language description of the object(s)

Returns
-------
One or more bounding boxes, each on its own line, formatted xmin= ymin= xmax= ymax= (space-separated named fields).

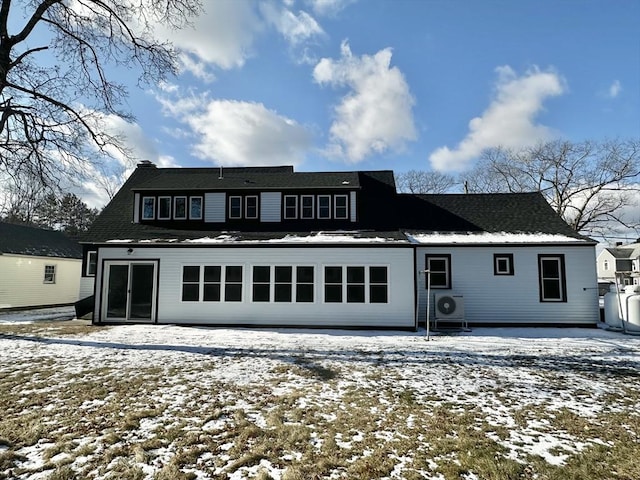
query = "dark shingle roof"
xmin=0 ymin=222 xmax=82 ymax=258
xmin=604 ymin=247 xmax=636 ymax=259
xmin=134 ymin=169 xmax=364 ymax=191
xmin=83 ymin=163 xmax=588 ymax=243
xmin=398 ymin=192 xmax=589 ymax=239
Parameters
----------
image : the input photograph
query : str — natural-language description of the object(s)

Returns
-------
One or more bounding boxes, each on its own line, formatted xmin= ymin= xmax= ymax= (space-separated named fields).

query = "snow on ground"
xmin=0 ymin=306 xmax=75 ymax=323
xmin=1 ymin=322 xmax=640 ymax=479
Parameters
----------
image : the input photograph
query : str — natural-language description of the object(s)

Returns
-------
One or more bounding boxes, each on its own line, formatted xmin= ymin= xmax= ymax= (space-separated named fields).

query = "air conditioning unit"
xmin=434 ymin=293 xmax=465 ymax=320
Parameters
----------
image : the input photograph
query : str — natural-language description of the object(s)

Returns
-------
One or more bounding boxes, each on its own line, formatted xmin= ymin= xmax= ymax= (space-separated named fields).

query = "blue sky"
xmin=21 ymin=0 xmax=640 ymax=206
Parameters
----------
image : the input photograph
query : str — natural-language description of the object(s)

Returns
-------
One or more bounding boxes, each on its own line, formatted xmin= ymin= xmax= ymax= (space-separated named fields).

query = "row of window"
xmin=142 ymin=196 xmax=203 ymax=221
xmin=140 ymin=194 xmax=351 ymax=222
xmin=284 ymin=195 xmax=349 ymax=220
xmin=181 ymin=265 xmax=389 ymax=304
xmin=425 ymin=253 xmax=566 ymax=302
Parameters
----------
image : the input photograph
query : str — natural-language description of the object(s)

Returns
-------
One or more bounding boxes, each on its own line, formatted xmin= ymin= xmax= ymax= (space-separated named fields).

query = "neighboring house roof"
xmin=0 ymin=222 xmax=82 ymax=259
xmin=82 ymin=164 xmax=591 ymax=244
xmin=603 ymin=247 xmax=635 ymax=259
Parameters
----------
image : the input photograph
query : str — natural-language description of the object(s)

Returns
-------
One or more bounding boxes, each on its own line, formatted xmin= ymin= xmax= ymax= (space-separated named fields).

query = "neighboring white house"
xmin=0 ymin=222 xmax=82 ymax=309
xmin=80 ymin=163 xmax=599 ymax=329
xmin=597 ymin=241 xmax=640 ymax=286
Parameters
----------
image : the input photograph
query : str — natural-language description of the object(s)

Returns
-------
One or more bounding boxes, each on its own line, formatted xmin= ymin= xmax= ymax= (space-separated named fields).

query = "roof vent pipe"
xmin=219 ymin=166 xmax=223 ymax=180
xmin=137 ymin=160 xmax=156 ymax=168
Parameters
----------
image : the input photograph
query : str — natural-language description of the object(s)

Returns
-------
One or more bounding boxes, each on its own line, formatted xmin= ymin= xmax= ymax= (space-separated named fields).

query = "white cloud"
xmin=308 ymin=0 xmax=357 ymax=16
xmin=159 ymin=94 xmax=313 ymax=166
xmin=608 ymin=80 xmax=622 ymax=99
xmin=313 ymin=41 xmax=416 ymax=163
xmin=429 ymin=66 xmax=565 ymax=173
xmin=260 ymin=2 xmax=324 ymax=46
xmin=153 ymin=0 xmax=262 ymax=78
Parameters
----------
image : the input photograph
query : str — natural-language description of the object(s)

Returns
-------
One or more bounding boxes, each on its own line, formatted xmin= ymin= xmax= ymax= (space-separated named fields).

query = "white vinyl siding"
xmin=205 ymin=192 xmax=225 ymax=222
xmin=415 ymin=245 xmax=598 ymax=325
xmin=133 ymin=193 xmax=140 ymax=223
xmin=94 ymin=246 xmax=414 ymax=328
xmin=260 ymin=192 xmax=282 ymax=222
xmin=0 ymin=255 xmax=81 ymax=309
xmin=350 ymin=191 xmax=357 ymax=222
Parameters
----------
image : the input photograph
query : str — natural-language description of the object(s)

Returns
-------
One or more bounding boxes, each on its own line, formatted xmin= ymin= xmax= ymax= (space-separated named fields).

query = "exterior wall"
xmin=260 ymin=192 xmax=281 ymax=222
xmin=0 ymin=254 xmax=81 ymax=309
xmin=205 ymin=192 xmax=226 ymax=222
xmin=94 ymin=245 xmax=415 ymax=328
xmin=79 ymin=277 xmax=95 ymax=300
xmin=415 ymin=245 xmax=598 ymax=325
xmin=350 ymin=191 xmax=357 ymax=222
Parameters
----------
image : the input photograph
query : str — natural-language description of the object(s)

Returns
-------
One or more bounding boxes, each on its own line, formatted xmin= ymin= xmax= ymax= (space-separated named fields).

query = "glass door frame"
xmin=101 ymin=260 xmax=158 ymax=322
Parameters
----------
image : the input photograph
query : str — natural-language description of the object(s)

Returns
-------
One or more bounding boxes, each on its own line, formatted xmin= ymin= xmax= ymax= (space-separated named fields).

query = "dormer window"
xmin=174 ymin=197 xmax=187 ymax=220
xmin=318 ymin=195 xmax=331 ymax=219
xmin=335 ymin=195 xmax=348 ymax=219
xmin=229 ymin=196 xmax=242 ymax=219
xmin=284 ymin=196 xmax=298 ymax=219
xmin=142 ymin=197 xmax=155 ymax=220
xmin=158 ymin=196 xmax=171 ymax=220
xmin=190 ymin=197 xmax=203 ymax=220
xmin=301 ymin=195 xmax=314 ymax=219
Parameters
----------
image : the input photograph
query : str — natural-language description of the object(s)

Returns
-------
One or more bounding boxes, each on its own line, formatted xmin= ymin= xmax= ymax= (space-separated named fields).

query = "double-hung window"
xmin=296 ymin=266 xmax=314 ymax=302
xmin=190 ymin=197 xmax=203 ymax=220
xmin=425 ymin=254 xmax=451 ymax=289
xmin=301 ymin=195 xmax=314 ymax=219
xmin=323 ymin=266 xmax=388 ymax=303
xmin=334 ymin=195 xmax=348 ymax=219
xmin=158 ymin=196 xmax=171 ymax=220
xmin=346 ymin=267 xmax=365 ymax=303
xmin=174 ymin=197 xmax=187 ymax=220
xmin=284 ymin=196 xmax=298 ymax=219
xmin=274 ymin=266 xmax=293 ymax=302
xmin=142 ymin=197 xmax=155 ymax=220
xmin=86 ymin=251 xmax=97 ymax=276
xmin=229 ymin=196 xmax=242 ymax=219
xmin=245 ymin=196 xmax=258 ymax=219
xmin=324 ymin=266 xmax=343 ymax=303
xmin=252 ymin=266 xmax=271 ymax=302
xmin=538 ymin=255 xmax=566 ymax=302
xmin=44 ymin=265 xmax=56 ymax=284
xmin=318 ymin=195 xmax=331 ymax=219
xmin=369 ymin=267 xmax=388 ymax=303
xmin=252 ymin=266 xmax=315 ymax=303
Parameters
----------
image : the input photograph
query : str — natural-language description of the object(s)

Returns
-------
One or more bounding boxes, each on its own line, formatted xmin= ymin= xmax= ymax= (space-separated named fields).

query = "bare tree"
xmin=395 ymin=170 xmax=458 ymax=194
xmin=466 ymin=139 xmax=640 ymax=237
xmin=0 ymin=0 xmax=200 ymax=192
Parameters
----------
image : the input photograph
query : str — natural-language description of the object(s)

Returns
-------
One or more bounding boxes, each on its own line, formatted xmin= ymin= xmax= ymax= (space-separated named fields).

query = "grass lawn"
xmin=0 ymin=322 xmax=639 ymax=479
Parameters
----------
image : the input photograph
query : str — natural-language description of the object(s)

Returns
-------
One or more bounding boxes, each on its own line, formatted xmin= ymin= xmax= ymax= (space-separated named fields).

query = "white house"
xmin=0 ymin=222 xmax=82 ymax=309
xmin=79 ymin=163 xmax=599 ymax=329
xmin=597 ymin=241 xmax=640 ymax=286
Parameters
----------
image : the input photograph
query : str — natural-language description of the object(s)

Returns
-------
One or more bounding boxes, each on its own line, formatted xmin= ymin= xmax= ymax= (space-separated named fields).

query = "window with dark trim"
xmin=425 ymin=254 xmax=451 ymax=289
xmin=44 ymin=265 xmax=56 ymax=284
xmin=296 ymin=266 xmax=314 ymax=302
xmin=245 ymin=196 xmax=258 ymax=219
xmin=142 ymin=197 xmax=155 ymax=220
xmin=252 ymin=266 xmax=271 ymax=302
xmin=318 ymin=195 xmax=331 ymax=219
xmin=284 ymin=196 xmax=298 ymax=219
xmin=274 ymin=266 xmax=293 ymax=302
xmin=369 ymin=266 xmax=388 ymax=303
xmin=158 ymin=196 xmax=171 ymax=220
xmin=346 ymin=266 xmax=365 ymax=303
xmin=203 ymin=266 xmax=221 ymax=301
xmin=190 ymin=197 xmax=203 ymax=220
xmin=224 ymin=266 xmax=243 ymax=301
xmin=229 ymin=196 xmax=242 ymax=219
xmin=174 ymin=197 xmax=187 ymax=220
xmin=335 ymin=195 xmax=348 ymax=219
xmin=301 ymin=195 xmax=314 ymax=219
xmin=324 ymin=266 xmax=342 ymax=302
xmin=86 ymin=251 xmax=97 ymax=276
xmin=538 ymin=255 xmax=566 ymax=302
xmin=494 ymin=254 xmax=514 ymax=276
xmin=182 ymin=266 xmax=200 ymax=301
xmin=182 ymin=265 xmax=242 ymax=302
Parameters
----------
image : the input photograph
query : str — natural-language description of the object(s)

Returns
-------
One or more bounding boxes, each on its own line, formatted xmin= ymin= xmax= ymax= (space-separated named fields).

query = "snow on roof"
xmin=405 ymin=232 xmax=588 ymax=244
